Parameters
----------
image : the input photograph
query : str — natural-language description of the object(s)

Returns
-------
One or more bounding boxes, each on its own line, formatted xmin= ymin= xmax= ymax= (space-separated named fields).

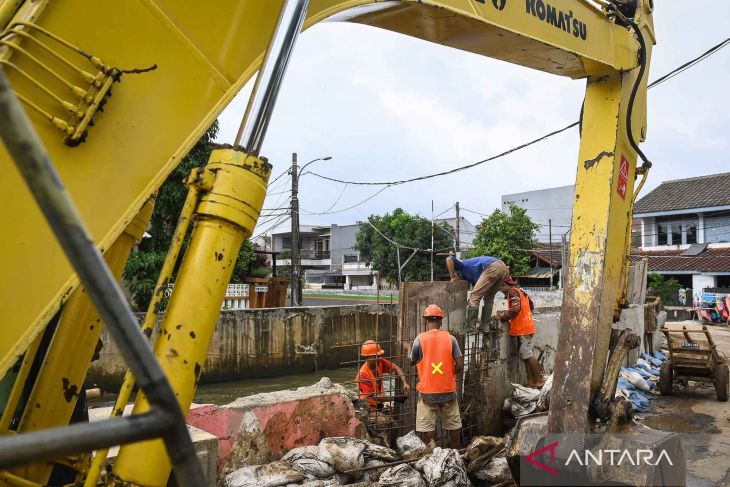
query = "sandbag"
xmin=378 ymin=464 xmax=426 ymax=487
xmin=420 ymin=447 xmax=470 ymax=487
xmin=512 ymin=384 xmax=541 ymax=403
xmin=364 ymin=442 xmax=398 ymax=462
xmin=620 ymin=368 xmax=651 ymax=392
xmin=363 ymin=458 xmax=389 ymax=482
xmin=503 ymin=397 xmax=537 ymax=417
xmin=396 ymin=431 xmax=430 ymax=460
xmin=318 ymin=437 xmax=367 ymax=473
xmin=536 ymin=374 xmax=553 ymax=412
xmin=472 ymin=456 xmax=512 ymax=483
xmin=282 ymin=446 xmax=335 ymax=479
xmin=224 ymin=461 xmax=306 ymax=487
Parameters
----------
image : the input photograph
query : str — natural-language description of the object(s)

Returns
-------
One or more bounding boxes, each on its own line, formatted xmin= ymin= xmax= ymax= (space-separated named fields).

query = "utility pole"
xmin=430 ymin=200 xmax=434 ymax=282
xmin=561 ymin=232 xmax=568 ymax=290
xmin=455 ymin=202 xmax=460 ymax=254
xmin=290 ymin=152 xmax=301 ymax=306
xmin=548 ymin=218 xmax=553 ymax=290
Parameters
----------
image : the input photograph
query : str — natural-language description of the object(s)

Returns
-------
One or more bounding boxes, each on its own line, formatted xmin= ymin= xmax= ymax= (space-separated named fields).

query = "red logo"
xmin=524 ymin=440 xmax=560 ymax=476
xmin=617 ymin=155 xmax=629 ymax=201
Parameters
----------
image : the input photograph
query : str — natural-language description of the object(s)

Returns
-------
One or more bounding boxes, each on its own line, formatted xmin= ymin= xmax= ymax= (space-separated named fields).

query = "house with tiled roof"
xmin=633 ymin=171 xmax=730 ymax=291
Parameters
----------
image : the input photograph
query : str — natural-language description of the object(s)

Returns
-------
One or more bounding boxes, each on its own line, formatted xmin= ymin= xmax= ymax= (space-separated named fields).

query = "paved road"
xmin=299 ymin=295 xmax=399 ymax=307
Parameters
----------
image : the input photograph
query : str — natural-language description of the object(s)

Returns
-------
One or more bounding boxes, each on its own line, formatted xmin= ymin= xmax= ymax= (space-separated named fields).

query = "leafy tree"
xmin=123 ymin=121 xmax=267 ymax=310
xmin=647 ymin=274 xmax=683 ymax=304
xmin=467 ymin=203 xmax=540 ymax=276
xmin=355 ymin=208 xmax=453 ymax=285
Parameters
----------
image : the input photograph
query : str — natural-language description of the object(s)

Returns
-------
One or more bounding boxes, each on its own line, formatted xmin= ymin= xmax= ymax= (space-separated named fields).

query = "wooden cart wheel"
xmin=715 ymin=364 xmax=728 ymax=402
xmin=659 ymin=361 xmax=673 ymax=396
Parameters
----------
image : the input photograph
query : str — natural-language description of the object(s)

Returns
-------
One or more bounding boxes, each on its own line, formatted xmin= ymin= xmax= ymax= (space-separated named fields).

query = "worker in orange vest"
xmin=355 ymin=340 xmax=409 ymax=410
xmin=497 ymin=276 xmax=544 ymax=388
xmin=409 ymin=304 xmax=464 ymax=448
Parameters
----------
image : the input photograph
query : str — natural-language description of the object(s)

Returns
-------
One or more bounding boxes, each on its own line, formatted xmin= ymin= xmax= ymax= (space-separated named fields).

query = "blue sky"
xmin=215 ymin=2 xmax=730 ymax=236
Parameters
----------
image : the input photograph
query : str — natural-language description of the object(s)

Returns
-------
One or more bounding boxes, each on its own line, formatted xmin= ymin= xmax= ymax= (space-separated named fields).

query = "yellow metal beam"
xmin=112 ymin=148 xmax=270 ymax=486
xmin=11 ymin=200 xmax=153 ymax=485
xmin=547 ymin=1 xmax=654 ymax=437
xmin=0 ymin=0 xmax=640 ymax=380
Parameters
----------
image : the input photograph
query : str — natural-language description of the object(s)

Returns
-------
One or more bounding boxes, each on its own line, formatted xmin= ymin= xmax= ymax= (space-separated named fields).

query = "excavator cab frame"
xmin=0 ymin=0 xmax=659 ymax=485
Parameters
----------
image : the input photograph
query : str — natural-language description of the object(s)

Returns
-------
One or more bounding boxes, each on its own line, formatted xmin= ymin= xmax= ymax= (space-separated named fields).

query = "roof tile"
xmin=634 ymin=172 xmax=730 ymax=214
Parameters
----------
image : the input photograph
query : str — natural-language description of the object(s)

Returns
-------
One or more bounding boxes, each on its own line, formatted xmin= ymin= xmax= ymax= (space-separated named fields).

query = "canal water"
xmin=89 ymin=367 xmax=359 ymax=409
xmin=193 ymin=367 xmax=358 ymax=406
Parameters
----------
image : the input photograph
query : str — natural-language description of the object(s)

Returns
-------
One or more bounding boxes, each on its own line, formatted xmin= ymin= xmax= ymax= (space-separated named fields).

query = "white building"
xmin=501 ymin=185 xmax=574 ymax=243
xmin=270 ymin=223 xmax=376 ymax=290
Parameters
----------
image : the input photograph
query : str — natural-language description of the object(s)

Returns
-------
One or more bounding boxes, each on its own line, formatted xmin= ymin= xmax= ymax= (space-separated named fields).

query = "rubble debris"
xmin=419 ymin=447 xmax=471 ymax=486
xmin=378 ymin=463 xmax=426 ymax=487
xmin=462 ymin=435 xmax=506 ymax=474
xmin=396 ymin=430 xmax=430 ymax=460
xmin=282 ymin=446 xmax=335 ymax=479
xmin=471 ymin=456 xmax=511 ymax=484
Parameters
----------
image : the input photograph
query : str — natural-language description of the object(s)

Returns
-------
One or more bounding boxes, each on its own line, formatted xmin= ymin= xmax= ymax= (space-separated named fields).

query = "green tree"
xmin=123 ymin=121 xmax=266 ymax=310
xmin=647 ymin=274 xmax=682 ymax=304
xmin=355 ymin=208 xmax=453 ymax=285
xmin=467 ymin=203 xmax=540 ymax=276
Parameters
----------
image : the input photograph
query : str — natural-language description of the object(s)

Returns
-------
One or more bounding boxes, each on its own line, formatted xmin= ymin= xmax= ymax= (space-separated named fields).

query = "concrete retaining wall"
xmin=89 ymin=304 xmax=397 ymax=390
xmin=477 ymin=310 xmax=561 ymax=435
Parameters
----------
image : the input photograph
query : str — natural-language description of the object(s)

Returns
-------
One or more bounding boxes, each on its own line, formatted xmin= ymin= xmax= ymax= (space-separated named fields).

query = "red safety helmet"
xmin=423 ymin=304 xmax=445 ymax=319
xmin=360 ymin=340 xmax=385 ymax=357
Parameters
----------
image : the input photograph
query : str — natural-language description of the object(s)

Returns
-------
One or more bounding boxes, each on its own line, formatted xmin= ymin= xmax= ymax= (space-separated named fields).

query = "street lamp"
xmin=290 ymin=154 xmax=333 ymax=306
xmin=298 ymin=155 xmax=332 ymax=177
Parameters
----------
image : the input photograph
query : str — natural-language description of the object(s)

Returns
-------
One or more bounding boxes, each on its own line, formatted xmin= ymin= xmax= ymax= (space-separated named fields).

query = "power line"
xmin=299 ymin=185 xmax=391 ymax=215
xmin=306 ymin=38 xmax=730 ymax=187
xmin=301 ymin=183 xmax=349 ymax=215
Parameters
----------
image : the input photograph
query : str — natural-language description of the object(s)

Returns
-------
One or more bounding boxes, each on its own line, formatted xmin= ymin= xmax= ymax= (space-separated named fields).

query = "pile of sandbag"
xmin=615 ymin=351 xmax=667 ymax=413
xmin=222 ymin=432 xmax=513 ymax=486
xmin=502 ymin=374 xmax=553 ymax=418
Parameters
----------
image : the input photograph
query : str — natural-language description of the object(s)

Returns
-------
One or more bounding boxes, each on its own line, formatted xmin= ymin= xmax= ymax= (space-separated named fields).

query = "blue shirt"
xmin=450 ymin=256 xmax=497 ymax=285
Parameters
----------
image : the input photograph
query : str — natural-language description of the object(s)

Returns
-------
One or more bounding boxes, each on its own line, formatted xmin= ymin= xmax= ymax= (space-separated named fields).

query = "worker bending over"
xmin=446 ymin=254 xmax=509 ymax=330
xmin=409 ymin=305 xmax=464 ymax=448
xmin=355 ymin=340 xmax=409 ymax=409
xmin=497 ymin=277 xmax=544 ymax=388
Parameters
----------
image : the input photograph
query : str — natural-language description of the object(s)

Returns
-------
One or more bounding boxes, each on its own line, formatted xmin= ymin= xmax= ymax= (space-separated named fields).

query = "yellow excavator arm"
xmin=0 ymin=0 xmax=656 ymax=485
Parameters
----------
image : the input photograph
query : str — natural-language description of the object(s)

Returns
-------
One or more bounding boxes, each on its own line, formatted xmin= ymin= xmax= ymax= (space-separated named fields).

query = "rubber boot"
xmin=466 ymin=306 xmax=479 ymax=332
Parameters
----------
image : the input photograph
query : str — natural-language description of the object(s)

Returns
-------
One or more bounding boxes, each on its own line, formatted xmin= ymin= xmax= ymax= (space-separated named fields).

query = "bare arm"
xmin=455 ymin=355 xmax=464 ymax=373
xmin=445 ymin=257 xmax=459 ymax=282
xmin=391 ymin=363 xmax=411 ymax=392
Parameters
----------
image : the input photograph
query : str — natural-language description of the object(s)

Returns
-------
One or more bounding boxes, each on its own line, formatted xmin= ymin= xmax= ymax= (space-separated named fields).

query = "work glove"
xmin=394 ymin=395 xmax=408 ymax=405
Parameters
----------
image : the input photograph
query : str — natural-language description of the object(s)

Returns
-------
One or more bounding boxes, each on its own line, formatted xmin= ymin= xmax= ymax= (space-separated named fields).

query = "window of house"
xmin=657 ymin=223 xmax=668 ymax=246
xmin=685 ymin=221 xmax=697 ymax=244
xmin=281 ymin=237 xmax=292 ymax=249
xmin=343 ymin=254 xmax=359 ymax=264
xmin=671 ymin=223 xmax=682 ymax=246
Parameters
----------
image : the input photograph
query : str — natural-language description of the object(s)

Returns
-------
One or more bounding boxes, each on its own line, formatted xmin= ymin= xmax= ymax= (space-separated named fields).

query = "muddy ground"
xmin=642 ymin=322 xmax=730 ymax=487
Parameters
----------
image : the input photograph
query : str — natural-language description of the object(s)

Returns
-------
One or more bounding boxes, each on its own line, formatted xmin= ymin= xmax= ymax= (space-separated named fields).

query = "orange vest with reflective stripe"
xmin=508 ymin=288 xmax=536 ymax=336
xmin=416 ymin=330 xmax=456 ymax=394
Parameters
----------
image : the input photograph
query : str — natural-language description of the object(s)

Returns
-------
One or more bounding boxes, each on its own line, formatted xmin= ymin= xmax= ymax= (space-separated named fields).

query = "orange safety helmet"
xmin=360 ymin=339 xmax=385 ymax=357
xmin=423 ymin=304 xmax=445 ymax=319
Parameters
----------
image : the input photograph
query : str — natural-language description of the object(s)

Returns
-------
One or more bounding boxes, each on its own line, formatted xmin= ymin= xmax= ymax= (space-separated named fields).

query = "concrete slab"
xmin=87 ymin=404 xmax=218 ymax=486
xmin=186 ymin=377 xmax=366 ymax=473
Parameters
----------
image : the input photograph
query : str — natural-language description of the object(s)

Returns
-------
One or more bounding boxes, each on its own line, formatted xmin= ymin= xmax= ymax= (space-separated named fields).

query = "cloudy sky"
xmin=215 ymin=1 xmax=730 ymax=236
